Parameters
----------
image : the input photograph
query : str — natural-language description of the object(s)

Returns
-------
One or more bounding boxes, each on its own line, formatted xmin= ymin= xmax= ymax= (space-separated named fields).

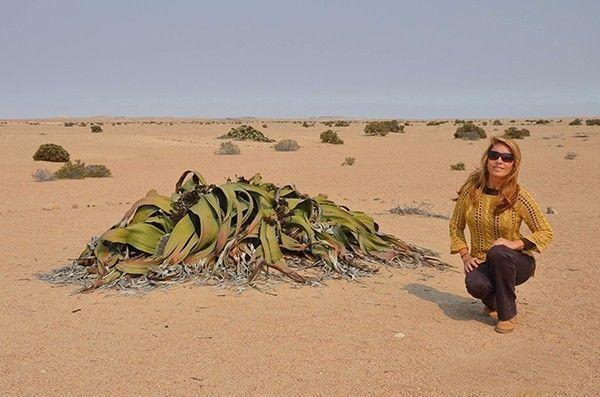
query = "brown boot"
xmin=483 ymin=306 xmax=498 ymax=319
xmin=494 ymin=316 xmax=518 ymax=334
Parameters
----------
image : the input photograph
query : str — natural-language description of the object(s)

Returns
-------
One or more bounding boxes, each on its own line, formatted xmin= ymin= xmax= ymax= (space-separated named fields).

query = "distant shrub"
xmin=341 ymin=157 xmax=355 ymax=166
xmin=33 ymin=143 xmax=70 ymax=162
xmin=585 ymin=119 xmax=600 ymax=126
xmin=450 ymin=162 xmax=465 ymax=171
xmin=535 ymin=119 xmax=551 ymax=125
xmin=274 ymin=139 xmax=300 ymax=152
xmin=427 ymin=120 xmax=447 ymax=126
xmin=262 ymin=124 xmax=268 ymax=128
xmin=569 ymin=118 xmax=582 ymax=126
xmin=216 ymin=141 xmax=241 ymax=155
xmin=64 ymin=122 xmax=75 ymax=127
xmin=454 ymin=123 xmax=487 ymax=140
xmin=482 ymin=121 xmax=488 ymax=126
xmin=564 ymin=152 xmax=577 ymax=160
xmin=90 ymin=125 xmax=103 ymax=133
xmin=493 ymin=120 xmax=502 ymax=126
xmin=510 ymin=120 xmax=516 ymax=123
xmin=301 ymin=121 xmax=314 ymax=128
xmin=54 ymin=160 xmax=87 ymax=179
xmin=364 ymin=120 xmax=404 ymax=136
xmin=79 ymin=122 xmax=87 ymax=127
xmin=321 ymin=121 xmax=334 ymax=127
xmin=454 ymin=119 xmax=467 ymax=125
xmin=32 ymin=168 xmax=56 ymax=182
xmin=84 ymin=164 xmax=112 ymax=178
xmin=334 ymin=120 xmax=350 ymax=127
xmin=218 ymin=125 xmax=274 ymax=142
xmin=503 ymin=127 xmax=530 ymax=139
xmin=320 ymin=129 xmax=344 ymax=144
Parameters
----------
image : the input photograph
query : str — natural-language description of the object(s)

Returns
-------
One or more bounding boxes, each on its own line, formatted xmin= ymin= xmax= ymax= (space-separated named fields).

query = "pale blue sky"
xmin=1 ymin=0 xmax=598 ymax=118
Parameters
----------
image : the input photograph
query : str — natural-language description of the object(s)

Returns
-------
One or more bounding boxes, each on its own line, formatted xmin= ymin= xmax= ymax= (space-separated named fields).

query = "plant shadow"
xmin=404 ymin=283 xmax=496 ymax=325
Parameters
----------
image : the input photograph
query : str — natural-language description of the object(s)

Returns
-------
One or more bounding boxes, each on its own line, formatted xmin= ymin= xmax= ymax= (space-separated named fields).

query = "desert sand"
xmin=0 ymin=118 xmax=598 ymax=396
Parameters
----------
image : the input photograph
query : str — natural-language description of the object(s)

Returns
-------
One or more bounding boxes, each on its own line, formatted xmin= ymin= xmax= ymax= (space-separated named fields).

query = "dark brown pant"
xmin=465 ymin=245 xmax=536 ymax=321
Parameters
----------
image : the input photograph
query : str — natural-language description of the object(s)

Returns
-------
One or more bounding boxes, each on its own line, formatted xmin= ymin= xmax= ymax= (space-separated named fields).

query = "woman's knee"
xmin=487 ymin=245 xmax=514 ymax=262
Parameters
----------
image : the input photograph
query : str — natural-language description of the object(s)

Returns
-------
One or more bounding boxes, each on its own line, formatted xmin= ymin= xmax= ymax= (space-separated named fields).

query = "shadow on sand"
xmin=404 ymin=283 xmax=496 ymax=325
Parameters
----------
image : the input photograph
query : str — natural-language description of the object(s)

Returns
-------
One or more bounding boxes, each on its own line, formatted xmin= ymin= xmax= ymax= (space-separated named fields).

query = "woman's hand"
xmin=491 ymin=238 xmax=524 ymax=250
xmin=463 ymin=254 xmax=482 ymax=274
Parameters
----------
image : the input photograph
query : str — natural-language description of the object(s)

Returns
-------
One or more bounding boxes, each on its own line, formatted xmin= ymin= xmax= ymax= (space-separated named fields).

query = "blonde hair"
xmin=458 ymin=136 xmax=522 ymax=214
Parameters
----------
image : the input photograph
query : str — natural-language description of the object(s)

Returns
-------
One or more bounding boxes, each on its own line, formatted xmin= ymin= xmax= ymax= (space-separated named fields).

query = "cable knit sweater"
xmin=449 ymin=185 xmax=553 ymax=260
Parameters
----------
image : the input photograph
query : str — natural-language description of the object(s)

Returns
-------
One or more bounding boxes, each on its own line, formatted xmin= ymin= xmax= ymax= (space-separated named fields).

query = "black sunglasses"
xmin=488 ymin=150 xmax=515 ymax=163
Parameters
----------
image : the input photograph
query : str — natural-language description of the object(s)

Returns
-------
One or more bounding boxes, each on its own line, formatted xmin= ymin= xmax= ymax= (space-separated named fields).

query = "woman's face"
xmin=487 ymin=142 xmax=514 ymax=181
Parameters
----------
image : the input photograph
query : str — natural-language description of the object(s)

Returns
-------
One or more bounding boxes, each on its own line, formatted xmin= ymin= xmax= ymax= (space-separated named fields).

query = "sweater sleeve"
xmin=449 ymin=188 xmax=469 ymax=254
xmin=517 ymin=188 xmax=554 ymax=253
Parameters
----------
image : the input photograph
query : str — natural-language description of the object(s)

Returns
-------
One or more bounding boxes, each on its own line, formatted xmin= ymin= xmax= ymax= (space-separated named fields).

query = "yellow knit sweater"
xmin=449 ymin=186 xmax=553 ymax=260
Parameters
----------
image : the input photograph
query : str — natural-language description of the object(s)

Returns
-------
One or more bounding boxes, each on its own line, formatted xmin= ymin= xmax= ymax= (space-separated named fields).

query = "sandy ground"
xmin=0 ymin=118 xmax=598 ymax=396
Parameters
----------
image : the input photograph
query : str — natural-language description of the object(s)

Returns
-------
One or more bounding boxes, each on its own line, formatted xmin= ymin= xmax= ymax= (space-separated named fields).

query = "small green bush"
xmin=585 ymin=119 xmax=600 ymax=126
xmin=33 ymin=143 xmax=70 ymax=162
xmin=54 ymin=160 xmax=87 ymax=179
xmin=64 ymin=121 xmax=75 ymax=127
xmin=427 ymin=120 xmax=447 ymax=126
xmin=320 ymin=130 xmax=344 ymax=144
xmin=450 ymin=162 xmax=465 ymax=171
xmin=216 ymin=141 xmax=241 ymax=155
xmin=364 ymin=120 xmax=404 ymax=136
xmin=90 ymin=125 xmax=103 ymax=133
xmin=274 ymin=139 xmax=300 ymax=152
xmin=535 ymin=119 xmax=551 ymax=125
xmin=341 ymin=157 xmax=355 ymax=166
xmin=454 ymin=123 xmax=487 ymax=140
xmin=218 ymin=125 xmax=274 ymax=142
xmin=503 ymin=127 xmax=530 ymax=139
xmin=84 ymin=164 xmax=112 ymax=178
xmin=454 ymin=119 xmax=467 ymax=125
xmin=334 ymin=120 xmax=350 ymax=127
xmin=493 ymin=120 xmax=502 ymax=126
xmin=301 ymin=121 xmax=314 ymax=128
xmin=569 ymin=118 xmax=582 ymax=126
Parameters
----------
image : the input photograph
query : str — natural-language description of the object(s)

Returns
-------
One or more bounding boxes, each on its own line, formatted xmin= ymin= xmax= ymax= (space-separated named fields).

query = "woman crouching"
xmin=449 ymin=136 xmax=553 ymax=333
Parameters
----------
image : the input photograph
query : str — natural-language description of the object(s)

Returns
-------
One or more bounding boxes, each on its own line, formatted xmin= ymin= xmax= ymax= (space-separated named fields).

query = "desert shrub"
xmin=84 ymin=164 xmax=112 ymax=178
xmin=334 ymin=120 xmax=350 ymax=127
xmin=585 ymin=119 xmax=600 ymax=126
xmin=510 ymin=120 xmax=516 ymax=123
xmin=564 ymin=152 xmax=577 ymax=160
xmin=320 ymin=130 xmax=344 ymax=144
xmin=262 ymin=124 xmax=268 ymax=128
xmin=90 ymin=125 xmax=103 ymax=133
xmin=493 ymin=120 xmax=502 ymax=126
xmin=274 ymin=139 xmax=300 ymax=152
xmin=569 ymin=118 xmax=582 ymax=126
xmin=364 ymin=120 xmax=404 ymax=136
xmin=64 ymin=121 xmax=75 ymax=127
xmin=218 ymin=125 xmax=274 ymax=142
xmin=341 ymin=157 xmax=355 ymax=166
xmin=321 ymin=121 xmax=334 ymax=127
xmin=427 ymin=120 xmax=447 ymax=126
xmin=301 ymin=121 xmax=314 ymax=128
xmin=535 ymin=119 xmax=551 ymax=125
xmin=54 ymin=160 xmax=87 ymax=179
xmin=482 ymin=121 xmax=488 ymax=126
xmin=33 ymin=143 xmax=70 ymax=162
xmin=79 ymin=122 xmax=87 ymax=127
xmin=503 ymin=127 xmax=530 ymax=139
xmin=454 ymin=123 xmax=487 ymax=140
xmin=450 ymin=162 xmax=465 ymax=171
xmin=216 ymin=141 xmax=241 ymax=155
xmin=32 ymin=168 xmax=56 ymax=182
xmin=454 ymin=119 xmax=467 ymax=125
